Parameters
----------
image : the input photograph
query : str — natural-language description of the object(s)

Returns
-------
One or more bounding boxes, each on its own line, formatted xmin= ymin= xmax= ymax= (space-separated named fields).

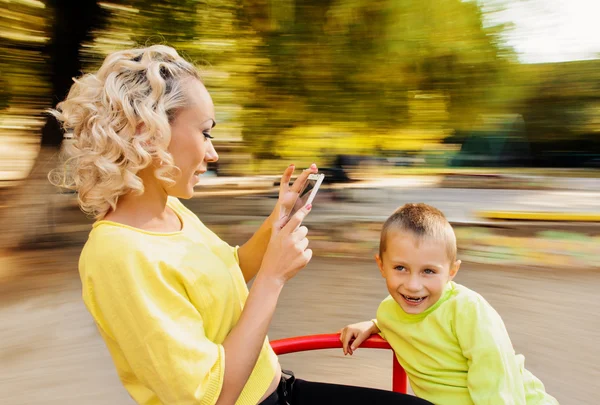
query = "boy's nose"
xmin=405 ymin=276 xmax=422 ymax=292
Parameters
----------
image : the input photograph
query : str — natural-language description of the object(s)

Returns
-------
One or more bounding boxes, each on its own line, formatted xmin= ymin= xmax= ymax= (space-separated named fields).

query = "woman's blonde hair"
xmin=49 ymin=45 xmax=200 ymax=219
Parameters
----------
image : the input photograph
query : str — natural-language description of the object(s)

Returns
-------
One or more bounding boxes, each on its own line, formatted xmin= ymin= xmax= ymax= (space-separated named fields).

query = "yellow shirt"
xmin=376 ymin=282 xmax=559 ymax=405
xmin=79 ymin=197 xmax=278 ymax=405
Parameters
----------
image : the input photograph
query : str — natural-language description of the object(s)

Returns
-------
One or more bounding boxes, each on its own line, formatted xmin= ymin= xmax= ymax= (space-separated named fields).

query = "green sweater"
xmin=376 ymin=282 xmax=559 ymax=405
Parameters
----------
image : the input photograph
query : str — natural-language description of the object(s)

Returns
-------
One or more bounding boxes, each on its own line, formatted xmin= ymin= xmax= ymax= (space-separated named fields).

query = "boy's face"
xmin=376 ymin=230 xmax=461 ymax=315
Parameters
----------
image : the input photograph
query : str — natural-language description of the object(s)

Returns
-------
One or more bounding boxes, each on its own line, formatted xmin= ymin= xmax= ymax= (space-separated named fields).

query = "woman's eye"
xmin=203 ymin=132 xmax=214 ymax=140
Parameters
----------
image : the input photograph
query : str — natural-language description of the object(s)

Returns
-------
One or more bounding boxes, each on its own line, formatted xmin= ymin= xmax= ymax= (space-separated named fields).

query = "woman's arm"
xmin=91 ymin=205 xmax=313 ymax=405
xmin=237 ymin=214 xmax=274 ymax=282
xmin=217 ymin=206 xmax=313 ymax=404
xmin=216 ymin=274 xmax=282 ymax=404
xmin=238 ymin=164 xmax=317 ymax=282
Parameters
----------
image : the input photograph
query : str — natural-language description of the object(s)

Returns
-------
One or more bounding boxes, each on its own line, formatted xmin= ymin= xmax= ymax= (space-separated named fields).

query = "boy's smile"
xmin=400 ymin=293 xmax=429 ymax=307
xmin=376 ymin=231 xmax=461 ymax=315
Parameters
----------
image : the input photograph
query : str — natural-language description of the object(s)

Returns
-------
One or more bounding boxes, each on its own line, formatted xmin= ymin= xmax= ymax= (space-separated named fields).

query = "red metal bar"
xmin=392 ymin=351 xmax=408 ymax=393
xmin=270 ymin=333 xmax=408 ymax=394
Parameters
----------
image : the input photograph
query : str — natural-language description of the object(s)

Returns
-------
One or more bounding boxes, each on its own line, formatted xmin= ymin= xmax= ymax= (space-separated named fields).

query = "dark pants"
xmin=259 ymin=371 xmax=433 ymax=405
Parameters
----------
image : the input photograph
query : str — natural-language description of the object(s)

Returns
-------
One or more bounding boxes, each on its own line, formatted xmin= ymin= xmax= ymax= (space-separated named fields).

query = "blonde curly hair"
xmin=49 ymin=45 xmax=201 ymax=219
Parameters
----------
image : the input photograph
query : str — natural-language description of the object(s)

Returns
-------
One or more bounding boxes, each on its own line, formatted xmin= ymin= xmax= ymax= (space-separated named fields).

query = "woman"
xmin=51 ymin=45 xmax=431 ymax=405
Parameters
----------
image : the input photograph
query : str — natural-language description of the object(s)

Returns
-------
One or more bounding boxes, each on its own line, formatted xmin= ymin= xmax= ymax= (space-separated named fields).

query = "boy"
xmin=340 ymin=203 xmax=559 ymax=405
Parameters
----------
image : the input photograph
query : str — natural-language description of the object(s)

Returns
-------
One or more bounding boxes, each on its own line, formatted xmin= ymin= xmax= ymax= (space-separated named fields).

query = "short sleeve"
xmin=86 ymin=252 xmax=225 ymax=405
xmin=231 ymin=244 xmax=240 ymax=265
xmin=371 ymin=318 xmax=385 ymax=339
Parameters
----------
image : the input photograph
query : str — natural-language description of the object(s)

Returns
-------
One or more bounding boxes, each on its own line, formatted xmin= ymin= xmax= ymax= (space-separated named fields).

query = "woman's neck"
xmin=103 ymin=169 xmax=182 ymax=232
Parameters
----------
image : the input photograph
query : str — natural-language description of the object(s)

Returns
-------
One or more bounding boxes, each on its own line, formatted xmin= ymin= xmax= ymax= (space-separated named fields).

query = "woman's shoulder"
xmin=80 ymin=224 xmax=161 ymax=279
xmin=167 ymin=196 xmax=197 ymax=220
xmin=84 ymin=219 xmax=149 ymax=252
xmin=84 ymin=223 xmax=132 ymax=253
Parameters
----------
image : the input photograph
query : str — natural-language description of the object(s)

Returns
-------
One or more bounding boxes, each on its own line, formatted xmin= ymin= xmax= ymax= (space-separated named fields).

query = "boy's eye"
xmin=394 ymin=265 xmax=406 ymax=272
xmin=424 ymin=269 xmax=436 ymax=275
xmin=203 ymin=131 xmax=214 ymax=140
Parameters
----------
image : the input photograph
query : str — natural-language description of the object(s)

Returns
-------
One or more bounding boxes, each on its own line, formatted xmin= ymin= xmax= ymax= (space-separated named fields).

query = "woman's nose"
xmin=205 ymin=140 xmax=219 ymax=162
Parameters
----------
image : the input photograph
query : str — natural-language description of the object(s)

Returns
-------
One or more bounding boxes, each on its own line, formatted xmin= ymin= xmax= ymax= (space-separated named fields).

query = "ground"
xmin=1 ymin=245 xmax=596 ymax=405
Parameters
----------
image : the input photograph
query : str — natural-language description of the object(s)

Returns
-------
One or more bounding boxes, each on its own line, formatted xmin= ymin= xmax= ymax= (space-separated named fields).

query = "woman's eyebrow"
xmin=200 ymin=118 xmax=216 ymax=128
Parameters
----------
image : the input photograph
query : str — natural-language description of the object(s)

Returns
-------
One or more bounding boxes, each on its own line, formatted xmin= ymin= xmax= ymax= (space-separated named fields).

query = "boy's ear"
xmin=449 ymin=259 xmax=461 ymax=280
xmin=375 ymin=254 xmax=385 ymax=278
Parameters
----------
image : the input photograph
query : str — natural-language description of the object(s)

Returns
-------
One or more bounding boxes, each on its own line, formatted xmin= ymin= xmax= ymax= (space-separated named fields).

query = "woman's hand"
xmin=258 ymin=203 xmax=313 ymax=286
xmin=220 ymin=204 xmax=313 ymax=405
xmin=272 ymin=163 xmax=318 ymax=225
xmin=236 ymin=163 xmax=317 ymax=283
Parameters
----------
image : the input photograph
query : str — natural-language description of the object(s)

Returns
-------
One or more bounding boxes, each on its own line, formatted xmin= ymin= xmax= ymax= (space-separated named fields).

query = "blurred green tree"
xmin=518 ymin=60 xmax=600 ymax=166
xmin=240 ymin=0 xmax=517 ymax=158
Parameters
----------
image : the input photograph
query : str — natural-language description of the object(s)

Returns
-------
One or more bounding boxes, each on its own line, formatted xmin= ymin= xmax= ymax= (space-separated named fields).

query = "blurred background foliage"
xmin=0 ymin=0 xmax=599 ymax=180
xmin=0 ymin=6 xmax=596 ymax=402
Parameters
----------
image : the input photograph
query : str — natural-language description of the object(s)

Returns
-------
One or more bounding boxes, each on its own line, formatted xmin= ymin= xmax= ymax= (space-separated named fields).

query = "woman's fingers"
xmin=292 ymin=226 xmax=309 ymax=241
xmin=279 ymin=164 xmax=295 ymax=195
xmin=296 ymin=237 xmax=309 ymax=252
xmin=290 ymin=164 xmax=318 ymax=194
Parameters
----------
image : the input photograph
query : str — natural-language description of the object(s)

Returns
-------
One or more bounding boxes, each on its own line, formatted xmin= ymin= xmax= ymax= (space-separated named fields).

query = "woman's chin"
xmin=168 ymin=184 xmax=195 ymax=200
xmin=182 ymin=187 xmax=195 ymax=199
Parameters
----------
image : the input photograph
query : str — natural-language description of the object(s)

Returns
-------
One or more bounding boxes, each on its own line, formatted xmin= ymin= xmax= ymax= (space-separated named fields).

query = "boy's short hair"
xmin=379 ymin=203 xmax=457 ymax=263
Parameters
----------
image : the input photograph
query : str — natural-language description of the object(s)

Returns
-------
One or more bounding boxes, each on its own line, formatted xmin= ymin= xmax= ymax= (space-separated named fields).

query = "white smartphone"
xmin=286 ymin=173 xmax=324 ymax=220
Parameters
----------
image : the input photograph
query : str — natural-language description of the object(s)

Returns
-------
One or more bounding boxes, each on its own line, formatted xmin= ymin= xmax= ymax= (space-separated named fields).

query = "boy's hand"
xmin=339 ymin=321 xmax=380 ymax=355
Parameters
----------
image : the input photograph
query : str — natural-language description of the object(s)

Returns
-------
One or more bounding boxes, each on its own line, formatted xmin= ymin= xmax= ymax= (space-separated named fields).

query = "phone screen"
xmin=288 ymin=174 xmax=324 ymax=220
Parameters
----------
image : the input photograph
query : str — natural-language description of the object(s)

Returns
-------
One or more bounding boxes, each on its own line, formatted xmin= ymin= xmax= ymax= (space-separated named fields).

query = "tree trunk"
xmin=0 ymin=0 xmax=106 ymax=250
